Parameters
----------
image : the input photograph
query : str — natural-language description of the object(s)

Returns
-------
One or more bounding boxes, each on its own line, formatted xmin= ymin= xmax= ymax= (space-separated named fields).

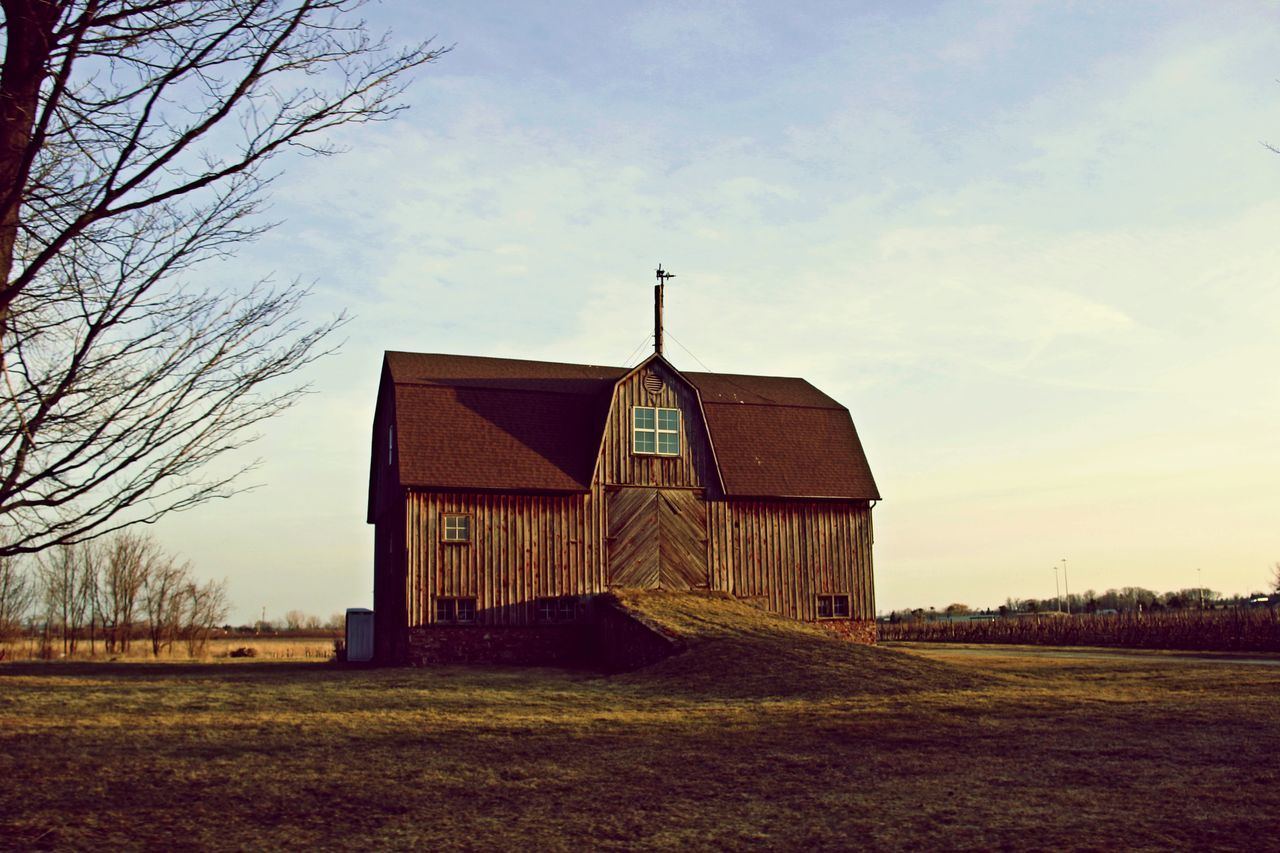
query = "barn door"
xmin=656 ymin=490 xmax=708 ymax=589
xmin=607 ymin=489 xmax=660 ymax=588
xmin=607 ymin=489 xmax=708 ymax=589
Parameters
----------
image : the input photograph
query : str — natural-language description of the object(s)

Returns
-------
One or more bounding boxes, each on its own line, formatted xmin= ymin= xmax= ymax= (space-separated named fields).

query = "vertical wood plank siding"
xmin=705 ymin=500 xmax=874 ymax=621
xmin=405 ymin=491 xmax=595 ymax=626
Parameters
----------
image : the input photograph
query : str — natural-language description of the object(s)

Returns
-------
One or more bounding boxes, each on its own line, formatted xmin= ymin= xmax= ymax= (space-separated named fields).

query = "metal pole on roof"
xmin=655 ymin=264 xmax=674 ymax=356
xmin=1052 ymin=566 xmax=1061 ymax=613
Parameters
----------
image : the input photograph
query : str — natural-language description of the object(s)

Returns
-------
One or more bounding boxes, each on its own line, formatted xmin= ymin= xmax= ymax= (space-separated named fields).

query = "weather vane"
xmin=654 ymin=264 xmax=674 ymax=356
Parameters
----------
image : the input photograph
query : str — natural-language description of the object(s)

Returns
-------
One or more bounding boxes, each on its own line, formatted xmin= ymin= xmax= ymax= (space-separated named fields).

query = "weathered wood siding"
xmin=706 ymin=500 xmax=874 ymax=621
xmin=595 ymin=359 xmax=716 ymax=491
xmin=405 ymin=491 xmax=597 ymax=626
xmin=606 ymin=488 xmax=709 ymax=589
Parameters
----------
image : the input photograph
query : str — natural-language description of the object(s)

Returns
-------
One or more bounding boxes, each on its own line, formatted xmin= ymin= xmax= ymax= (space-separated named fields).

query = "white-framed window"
xmin=442 ymin=514 xmax=471 ymax=543
xmin=436 ymin=597 xmax=477 ymax=623
xmin=536 ymin=596 xmax=577 ymax=623
xmin=633 ymin=406 xmax=680 ymax=456
xmin=817 ymin=594 xmax=852 ymax=619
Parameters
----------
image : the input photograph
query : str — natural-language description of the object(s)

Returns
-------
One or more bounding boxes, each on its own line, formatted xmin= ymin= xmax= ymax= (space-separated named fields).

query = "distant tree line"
xmin=244 ymin=611 xmax=345 ymax=635
xmin=0 ymin=532 xmax=227 ymax=657
xmin=887 ymin=582 xmax=1278 ymax=624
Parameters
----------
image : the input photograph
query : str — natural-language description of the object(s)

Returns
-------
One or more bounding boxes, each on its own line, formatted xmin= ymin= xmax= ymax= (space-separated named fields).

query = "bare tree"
xmin=77 ymin=537 xmax=102 ymax=652
xmin=140 ymin=551 xmax=187 ymax=656
xmin=97 ymin=531 xmax=151 ymax=653
xmin=35 ymin=541 xmax=91 ymax=654
xmin=0 ymin=554 xmax=34 ymax=640
xmin=283 ymin=608 xmax=305 ymax=631
xmin=181 ymin=576 xmax=229 ymax=656
xmin=0 ymin=1 xmax=446 ymax=557
xmin=1272 ymin=562 xmax=1280 ymax=595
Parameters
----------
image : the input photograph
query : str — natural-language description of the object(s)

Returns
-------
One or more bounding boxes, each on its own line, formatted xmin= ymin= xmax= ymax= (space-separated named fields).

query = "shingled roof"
xmin=377 ymin=351 xmax=879 ymax=501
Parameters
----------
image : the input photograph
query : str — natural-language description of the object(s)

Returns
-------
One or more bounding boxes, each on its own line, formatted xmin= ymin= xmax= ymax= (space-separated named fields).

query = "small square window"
xmin=817 ymin=595 xmax=851 ymax=620
xmin=536 ymin=596 xmax=577 ymax=623
xmin=442 ymin=514 xmax=471 ymax=543
xmin=436 ymin=598 xmax=455 ymax=622
xmin=436 ymin=597 xmax=477 ymax=624
xmin=537 ymin=598 xmax=555 ymax=622
xmin=455 ymin=598 xmax=476 ymax=623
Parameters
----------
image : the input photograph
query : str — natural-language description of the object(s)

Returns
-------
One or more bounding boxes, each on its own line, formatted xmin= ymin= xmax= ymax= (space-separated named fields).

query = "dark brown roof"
xmin=387 ymin=353 xmax=621 ymax=493
xmin=377 ymin=351 xmax=878 ymax=500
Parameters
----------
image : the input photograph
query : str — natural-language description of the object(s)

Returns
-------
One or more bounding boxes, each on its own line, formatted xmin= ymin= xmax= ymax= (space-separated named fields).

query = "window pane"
xmin=456 ymin=599 xmax=476 ymax=622
xmin=657 ymin=408 xmax=678 ymax=431
xmin=436 ymin=599 xmax=455 ymax=622
xmin=635 ymin=431 xmax=656 ymax=454
xmin=558 ymin=598 xmax=575 ymax=620
xmin=834 ymin=596 xmax=850 ymax=617
xmin=444 ymin=515 xmax=470 ymax=541
xmin=817 ymin=596 xmax=833 ymax=618
xmin=537 ymin=599 xmax=554 ymax=621
xmin=657 ymin=432 xmax=678 ymax=455
xmin=634 ymin=407 xmax=655 ymax=429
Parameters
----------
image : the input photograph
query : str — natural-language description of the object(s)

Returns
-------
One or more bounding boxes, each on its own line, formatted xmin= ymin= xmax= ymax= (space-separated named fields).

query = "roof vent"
xmin=643 ymin=371 xmax=664 ymax=397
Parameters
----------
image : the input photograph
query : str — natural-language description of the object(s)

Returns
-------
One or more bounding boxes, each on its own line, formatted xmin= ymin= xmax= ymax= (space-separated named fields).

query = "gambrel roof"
xmin=373 ymin=350 xmax=879 ymax=509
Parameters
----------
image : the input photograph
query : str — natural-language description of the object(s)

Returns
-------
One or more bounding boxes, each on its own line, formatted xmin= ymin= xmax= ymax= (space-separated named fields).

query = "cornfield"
xmin=879 ymin=609 xmax=1280 ymax=652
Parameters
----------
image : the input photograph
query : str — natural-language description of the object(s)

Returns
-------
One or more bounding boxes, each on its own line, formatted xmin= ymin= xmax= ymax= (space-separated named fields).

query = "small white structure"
xmin=345 ymin=608 xmax=375 ymax=662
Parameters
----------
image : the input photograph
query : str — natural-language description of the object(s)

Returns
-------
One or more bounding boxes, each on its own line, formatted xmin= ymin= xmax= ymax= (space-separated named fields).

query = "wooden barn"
xmin=367 ymin=280 xmax=880 ymax=664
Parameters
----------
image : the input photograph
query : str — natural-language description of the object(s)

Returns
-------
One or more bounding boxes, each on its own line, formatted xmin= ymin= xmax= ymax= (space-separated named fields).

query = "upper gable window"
xmin=633 ymin=406 xmax=680 ymax=456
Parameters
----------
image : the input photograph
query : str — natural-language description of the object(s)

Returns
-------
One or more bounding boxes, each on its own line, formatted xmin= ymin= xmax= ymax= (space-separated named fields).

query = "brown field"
xmin=879 ymin=607 xmax=1280 ymax=651
xmin=0 ymin=635 xmax=337 ymax=663
xmin=2 ymin=594 xmax=1278 ymax=851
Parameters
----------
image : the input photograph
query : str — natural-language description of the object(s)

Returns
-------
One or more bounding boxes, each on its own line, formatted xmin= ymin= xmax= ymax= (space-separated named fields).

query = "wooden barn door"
xmin=657 ymin=490 xmax=709 ymax=589
xmin=607 ymin=489 xmax=708 ymax=589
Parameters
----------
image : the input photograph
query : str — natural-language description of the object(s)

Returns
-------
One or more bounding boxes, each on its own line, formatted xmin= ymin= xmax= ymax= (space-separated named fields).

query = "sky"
xmin=155 ymin=0 xmax=1280 ymax=624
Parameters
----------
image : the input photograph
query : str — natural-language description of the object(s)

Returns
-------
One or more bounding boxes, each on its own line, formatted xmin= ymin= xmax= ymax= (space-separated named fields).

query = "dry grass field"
xmin=0 ymin=635 xmax=337 ymax=663
xmin=2 ymin=593 xmax=1278 ymax=851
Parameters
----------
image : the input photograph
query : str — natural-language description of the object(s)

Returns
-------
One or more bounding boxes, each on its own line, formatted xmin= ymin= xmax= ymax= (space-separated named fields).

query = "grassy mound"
xmin=608 ymin=590 xmax=978 ymax=698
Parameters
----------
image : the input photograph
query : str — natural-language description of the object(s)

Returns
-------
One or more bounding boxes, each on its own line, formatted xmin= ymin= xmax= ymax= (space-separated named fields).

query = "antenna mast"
xmin=655 ymin=264 xmax=675 ymax=356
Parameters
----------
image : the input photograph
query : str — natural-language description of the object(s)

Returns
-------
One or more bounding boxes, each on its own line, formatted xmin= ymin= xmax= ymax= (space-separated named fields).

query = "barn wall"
xmin=372 ymin=502 xmax=407 ymax=662
xmin=396 ymin=490 xmax=876 ymax=641
xmin=706 ymin=500 xmax=875 ymax=622
xmin=405 ymin=491 xmax=599 ymax=626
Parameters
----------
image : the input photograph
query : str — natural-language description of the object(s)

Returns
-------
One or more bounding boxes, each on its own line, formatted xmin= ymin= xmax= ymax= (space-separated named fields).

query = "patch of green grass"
xmin=2 ymin=595 xmax=1278 ymax=850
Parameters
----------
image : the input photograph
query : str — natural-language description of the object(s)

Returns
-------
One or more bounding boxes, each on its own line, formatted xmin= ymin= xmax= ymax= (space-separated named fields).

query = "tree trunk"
xmin=0 ymin=1 xmax=60 ymax=336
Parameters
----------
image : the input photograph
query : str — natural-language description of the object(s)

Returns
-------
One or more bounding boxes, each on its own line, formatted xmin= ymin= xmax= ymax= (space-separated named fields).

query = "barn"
xmin=367 ymin=281 xmax=880 ymax=665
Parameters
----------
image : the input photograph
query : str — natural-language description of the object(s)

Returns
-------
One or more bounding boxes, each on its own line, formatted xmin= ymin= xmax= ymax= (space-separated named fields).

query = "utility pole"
xmin=1061 ymin=557 xmax=1070 ymax=615
xmin=1052 ymin=566 xmax=1061 ymax=613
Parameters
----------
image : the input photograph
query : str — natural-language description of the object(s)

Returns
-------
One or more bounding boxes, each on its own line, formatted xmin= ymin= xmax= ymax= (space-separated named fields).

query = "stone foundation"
xmin=817 ymin=619 xmax=878 ymax=645
xmin=402 ymin=599 xmax=873 ymax=668
xmin=407 ymin=624 xmax=589 ymax=666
